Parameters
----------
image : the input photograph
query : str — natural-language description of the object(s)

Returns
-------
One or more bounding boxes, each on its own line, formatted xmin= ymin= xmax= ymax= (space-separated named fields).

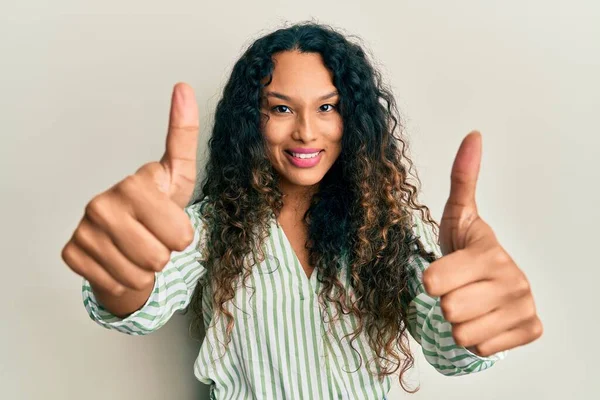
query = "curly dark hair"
xmin=187 ymin=20 xmax=439 ymax=393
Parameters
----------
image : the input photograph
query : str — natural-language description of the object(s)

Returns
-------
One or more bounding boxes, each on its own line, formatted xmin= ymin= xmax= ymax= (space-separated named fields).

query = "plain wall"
xmin=1 ymin=0 xmax=598 ymax=398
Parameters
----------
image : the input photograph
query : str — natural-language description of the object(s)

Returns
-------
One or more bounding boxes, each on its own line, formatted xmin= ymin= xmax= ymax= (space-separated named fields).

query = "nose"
xmin=291 ymin=112 xmax=317 ymax=143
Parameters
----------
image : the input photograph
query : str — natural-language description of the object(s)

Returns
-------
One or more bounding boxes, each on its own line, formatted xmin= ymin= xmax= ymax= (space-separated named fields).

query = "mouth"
xmin=284 ymin=149 xmax=324 ymax=168
xmin=284 ymin=149 xmax=323 ymax=159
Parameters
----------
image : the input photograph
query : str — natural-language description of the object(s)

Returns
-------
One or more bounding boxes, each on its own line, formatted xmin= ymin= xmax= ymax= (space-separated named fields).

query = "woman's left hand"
xmin=422 ymin=131 xmax=543 ymax=357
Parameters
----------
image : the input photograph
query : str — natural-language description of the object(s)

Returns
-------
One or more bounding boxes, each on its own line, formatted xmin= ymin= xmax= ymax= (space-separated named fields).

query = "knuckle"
xmin=148 ymin=250 xmax=171 ymax=271
xmin=134 ymin=163 xmax=163 ymax=185
xmin=169 ymin=125 xmax=199 ymax=139
xmin=471 ymin=344 xmax=485 ymax=356
xmin=422 ymin=270 xmax=436 ymax=295
xmin=520 ymin=276 xmax=531 ymax=295
xmin=440 ymin=297 xmax=455 ymax=321
xmin=531 ymin=318 xmax=544 ymax=339
xmin=130 ymin=280 xmax=146 ymax=291
xmin=61 ymin=242 xmax=74 ymax=264
xmin=450 ymin=169 xmax=471 ymax=187
xmin=110 ymin=284 xmax=127 ymax=297
xmin=61 ymin=243 xmax=82 ymax=274
xmin=129 ymin=272 xmax=154 ymax=290
xmin=512 ymin=274 xmax=531 ymax=297
xmin=117 ymin=175 xmax=140 ymax=195
xmin=139 ymin=272 xmax=156 ymax=289
xmin=121 ymin=274 xmax=141 ymax=291
xmin=525 ymin=298 xmax=538 ymax=320
xmin=452 ymin=327 xmax=469 ymax=346
xmin=477 ymin=345 xmax=495 ymax=358
xmin=493 ymin=248 xmax=512 ymax=265
xmin=109 ymin=284 xmax=126 ymax=297
xmin=72 ymin=223 xmax=91 ymax=249
xmin=176 ymin=225 xmax=195 ymax=251
xmin=85 ymin=196 xmax=105 ymax=220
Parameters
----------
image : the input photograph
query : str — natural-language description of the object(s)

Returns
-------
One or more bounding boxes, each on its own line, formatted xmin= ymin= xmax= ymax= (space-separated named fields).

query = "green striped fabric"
xmin=82 ymin=200 xmax=507 ymax=399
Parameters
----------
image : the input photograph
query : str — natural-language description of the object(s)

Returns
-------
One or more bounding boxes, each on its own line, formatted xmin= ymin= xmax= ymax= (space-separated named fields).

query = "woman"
xmin=63 ymin=21 xmax=542 ymax=399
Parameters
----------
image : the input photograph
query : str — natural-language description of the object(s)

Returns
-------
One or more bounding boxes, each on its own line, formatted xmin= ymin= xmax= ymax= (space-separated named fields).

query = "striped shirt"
xmin=82 ymin=200 xmax=507 ymax=399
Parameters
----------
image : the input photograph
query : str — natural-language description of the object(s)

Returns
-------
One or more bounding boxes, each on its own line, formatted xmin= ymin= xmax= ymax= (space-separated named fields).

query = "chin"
xmin=282 ymin=170 xmax=327 ymax=187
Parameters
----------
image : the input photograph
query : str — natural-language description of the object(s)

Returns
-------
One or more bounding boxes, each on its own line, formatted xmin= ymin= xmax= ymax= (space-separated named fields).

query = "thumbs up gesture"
xmin=422 ymin=131 xmax=543 ymax=357
xmin=62 ymin=83 xmax=199 ymax=304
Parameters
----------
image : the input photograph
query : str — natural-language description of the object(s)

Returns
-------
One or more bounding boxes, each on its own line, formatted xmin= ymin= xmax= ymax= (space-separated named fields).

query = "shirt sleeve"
xmin=403 ymin=210 xmax=508 ymax=376
xmin=81 ymin=201 xmax=209 ymax=336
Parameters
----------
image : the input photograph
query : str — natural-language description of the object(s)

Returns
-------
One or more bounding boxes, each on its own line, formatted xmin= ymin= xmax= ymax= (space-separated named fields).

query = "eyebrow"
xmin=265 ymin=90 xmax=339 ymax=102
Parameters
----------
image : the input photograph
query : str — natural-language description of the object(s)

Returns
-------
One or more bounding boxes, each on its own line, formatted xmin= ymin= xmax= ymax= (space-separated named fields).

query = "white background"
xmin=1 ymin=0 xmax=598 ymax=398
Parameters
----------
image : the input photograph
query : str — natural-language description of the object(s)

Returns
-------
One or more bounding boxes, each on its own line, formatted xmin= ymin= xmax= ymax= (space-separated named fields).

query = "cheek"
xmin=328 ymin=125 xmax=344 ymax=151
xmin=331 ymin=117 xmax=343 ymax=138
xmin=262 ymin=119 xmax=283 ymax=143
xmin=262 ymin=129 xmax=285 ymax=164
xmin=263 ymin=134 xmax=281 ymax=155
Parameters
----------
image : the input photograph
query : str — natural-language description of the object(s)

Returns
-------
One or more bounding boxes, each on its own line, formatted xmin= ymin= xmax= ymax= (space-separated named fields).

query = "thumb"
xmin=448 ymin=130 xmax=482 ymax=209
xmin=159 ymin=82 xmax=200 ymax=207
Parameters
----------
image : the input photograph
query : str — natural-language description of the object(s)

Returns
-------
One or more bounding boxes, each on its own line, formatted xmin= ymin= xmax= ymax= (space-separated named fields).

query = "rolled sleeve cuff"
xmin=82 ymin=272 xmax=164 ymax=336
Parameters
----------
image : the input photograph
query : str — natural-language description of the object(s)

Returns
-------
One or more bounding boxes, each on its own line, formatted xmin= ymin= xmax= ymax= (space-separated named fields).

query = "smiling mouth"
xmin=284 ymin=150 xmax=323 ymax=159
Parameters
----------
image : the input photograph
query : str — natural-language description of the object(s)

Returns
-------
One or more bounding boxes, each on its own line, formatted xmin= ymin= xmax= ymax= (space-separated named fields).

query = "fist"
xmin=61 ymin=83 xmax=200 ymax=296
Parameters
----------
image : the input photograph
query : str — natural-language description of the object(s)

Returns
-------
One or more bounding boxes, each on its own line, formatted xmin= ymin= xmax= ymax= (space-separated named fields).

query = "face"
xmin=260 ymin=50 xmax=343 ymax=195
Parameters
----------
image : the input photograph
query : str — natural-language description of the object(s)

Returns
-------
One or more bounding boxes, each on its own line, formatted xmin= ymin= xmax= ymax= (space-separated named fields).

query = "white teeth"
xmin=290 ymin=151 xmax=320 ymax=159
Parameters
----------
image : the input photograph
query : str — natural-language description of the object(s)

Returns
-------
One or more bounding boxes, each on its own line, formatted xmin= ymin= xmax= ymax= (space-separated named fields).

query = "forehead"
xmin=262 ymin=51 xmax=336 ymax=98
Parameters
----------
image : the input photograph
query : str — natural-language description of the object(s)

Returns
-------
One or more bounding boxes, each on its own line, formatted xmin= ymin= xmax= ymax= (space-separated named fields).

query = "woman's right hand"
xmin=61 ymin=83 xmax=200 ymax=299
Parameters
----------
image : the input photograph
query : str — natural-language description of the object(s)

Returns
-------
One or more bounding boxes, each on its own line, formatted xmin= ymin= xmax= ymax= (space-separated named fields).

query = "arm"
xmin=81 ymin=201 xmax=208 ymax=336
xmin=403 ymin=211 xmax=507 ymax=376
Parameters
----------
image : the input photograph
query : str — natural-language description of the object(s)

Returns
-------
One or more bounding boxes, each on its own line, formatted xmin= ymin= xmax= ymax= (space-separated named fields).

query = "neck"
xmin=279 ymin=180 xmax=319 ymax=222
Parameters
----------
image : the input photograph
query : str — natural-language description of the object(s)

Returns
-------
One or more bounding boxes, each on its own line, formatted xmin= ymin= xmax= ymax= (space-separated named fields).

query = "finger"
xmin=72 ymin=216 xmax=156 ymax=290
xmin=159 ymin=82 xmax=199 ymax=197
xmin=423 ymin=247 xmax=491 ymax=297
xmin=464 ymin=317 xmax=543 ymax=357
xmin=451 ymin=294 xmax=536 ymax=348
xmin=110 ymin=213 xmax=176 ymax=272
xmin=62 ymin=238 xmax=126 ymax=296
xmin=112 ymin=174 xmax=195 ymax=253
xmin=448 ymin=131 xmax=482 ymax=209
xmin=439 ymin=280 xmax=505 ymax=323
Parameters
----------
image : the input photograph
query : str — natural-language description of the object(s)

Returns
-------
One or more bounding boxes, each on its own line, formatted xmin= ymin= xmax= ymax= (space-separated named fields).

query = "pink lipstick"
xmin=284 ymin=149 xmax=324 ymax=168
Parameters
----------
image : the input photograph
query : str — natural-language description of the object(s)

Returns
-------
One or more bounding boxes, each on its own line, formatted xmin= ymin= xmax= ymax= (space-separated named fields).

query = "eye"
xmin=320 ymin=104 xmax=337 ymax=112
xmin=271 ymin=105 xmax=291 ymax=114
